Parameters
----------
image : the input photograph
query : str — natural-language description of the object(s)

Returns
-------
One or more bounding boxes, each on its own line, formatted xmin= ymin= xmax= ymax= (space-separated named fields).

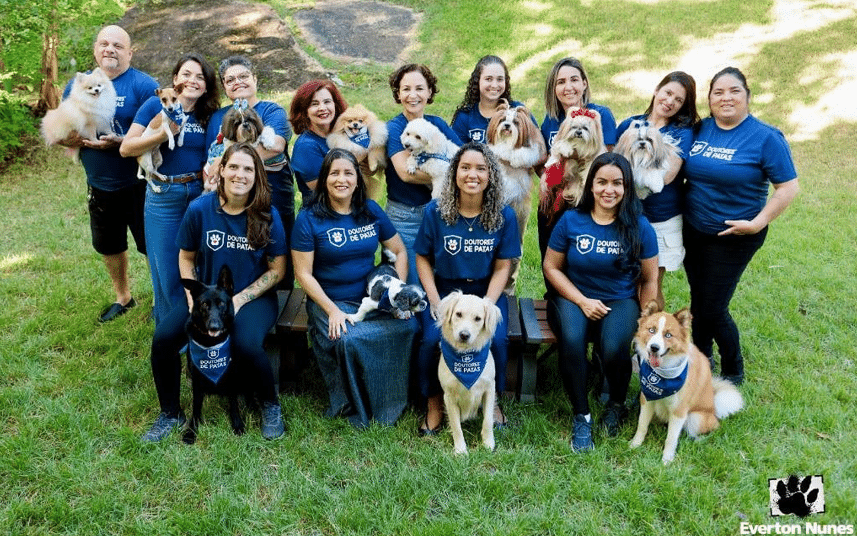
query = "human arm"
xmin=543 ymin=247 xmax=611 ymax=320
xmin=484 ymin=258 xmax=511 ymax=304
xmin=720 ymin=178 xmax=799 ymax=236
xmin=118 ymin=118 xmax=180 ymax=158
xmin=416 ymin=253 xmax=440 ymax=320
xmin=178 ymin=249 xmax=198 ymax=311
xmin=293 ymin=249 xmax=350 ymax=340
xmin=637 ymin=256 xmax=659 ymax=307
xmin=382 ymin=234 xmax=409 ymax=282
xmin=232 ymin=254 xmax=286 ymax=314
xmin=390 ymin=149 xmax=434 ymax=185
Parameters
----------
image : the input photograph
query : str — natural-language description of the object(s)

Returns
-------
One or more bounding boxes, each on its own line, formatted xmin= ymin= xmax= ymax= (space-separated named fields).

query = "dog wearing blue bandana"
xmin=400 ymin=117 xmax=459 ymax=199
xmin=137 ymin=84 xmax=190 ymax=192
xmin=181 ymin=265 xmax=244 ymax=445
xmin=347 ymin=250 xmax=427 ymax=323
xmin=327 ymin=104 xmax=388 ymax=200
xmin=437 ymin=291 xmax=502 ymax=454
xmin=630 ymin=301 xmax=744 ymax=464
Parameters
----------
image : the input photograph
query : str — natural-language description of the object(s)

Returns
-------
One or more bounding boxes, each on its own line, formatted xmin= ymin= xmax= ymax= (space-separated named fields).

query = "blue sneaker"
xmin=261 ymin=402 xmax=285 ymax=440
xmin=142 ymin=411 xmax=186 ymax=443
xmin=570 ymin=414 xmax=593 ymax=452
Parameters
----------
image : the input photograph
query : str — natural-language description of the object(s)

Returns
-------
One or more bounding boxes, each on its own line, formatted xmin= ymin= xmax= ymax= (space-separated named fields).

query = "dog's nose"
xmin=649 ymin=343 xmax=661 ymax=353
xmin=458 ymin=331 xmax=471 ymax=342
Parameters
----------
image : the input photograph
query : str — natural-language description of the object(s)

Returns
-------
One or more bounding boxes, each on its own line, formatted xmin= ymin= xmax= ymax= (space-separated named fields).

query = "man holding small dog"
xmin=59 ymin=25 xmax=158 ymax=322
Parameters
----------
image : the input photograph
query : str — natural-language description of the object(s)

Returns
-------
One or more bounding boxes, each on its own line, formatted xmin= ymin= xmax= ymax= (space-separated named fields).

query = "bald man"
xmin=60 ymin=26 xmax=158 ymax=322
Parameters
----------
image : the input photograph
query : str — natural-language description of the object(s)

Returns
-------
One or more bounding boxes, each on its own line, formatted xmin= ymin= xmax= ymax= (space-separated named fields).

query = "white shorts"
xmin=651 ymin=215 xmax=685 ymax=272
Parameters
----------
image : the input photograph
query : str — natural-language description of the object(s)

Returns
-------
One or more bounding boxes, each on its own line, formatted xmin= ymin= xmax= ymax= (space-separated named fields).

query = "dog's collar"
xmin=639 ymin=358 xmax=688 ymax=400
xmin=440 ymin=339 xmax=490 ymax=389
xmin=188 ymin=336 xmax=231 ymax=385
xmin=415 ymin=152 xmax=450 ymax=166
xmin=377 ymin=289 xmax=395 ymax=313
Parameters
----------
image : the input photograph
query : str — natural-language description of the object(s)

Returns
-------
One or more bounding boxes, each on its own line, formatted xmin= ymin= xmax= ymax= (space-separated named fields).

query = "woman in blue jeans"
xmin=120 ymin=53 xmax=220 ymax=325
xmin=543 ymin=152 xmax=658 ymax=452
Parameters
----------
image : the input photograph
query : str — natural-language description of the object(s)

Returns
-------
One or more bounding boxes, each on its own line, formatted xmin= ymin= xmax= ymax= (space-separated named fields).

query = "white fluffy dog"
xmin=437 ymin=291 xmax=502 ymax=455
xmin=400 ymin=118 xmax=459 ymax=199
xmin=40 ymin=68 xmax=117 ymax=162
xmin=615 ymin=119 xmax=682 ymax=199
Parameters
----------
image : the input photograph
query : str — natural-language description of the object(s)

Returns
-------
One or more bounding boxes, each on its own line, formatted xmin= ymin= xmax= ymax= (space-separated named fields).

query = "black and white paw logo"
xmin=769 ymin=475 xmax=824 ymax=517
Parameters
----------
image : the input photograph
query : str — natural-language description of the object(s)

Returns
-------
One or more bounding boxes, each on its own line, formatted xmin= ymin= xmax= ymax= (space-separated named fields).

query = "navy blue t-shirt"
xmin=385 ymin=113 xmax=462 ymax=207
xmin=451 ymin=100 xmax=533 ymax=144
xmin=291 ymin=130 xmax=329 ymax=200
xmin=414 ymin=200 xmax=521 ymax=286
xmin=64 ymin=67 xmax=158 ymax=191
xmin=540 ymin=102 xmax=617 ymax=151
xmin=177 ymin=192 xmax=287 ymax=293
xmin=292 ymin=200 xmax=397 ymax=302
xmin=132 ymin=96 xmax=208 ymax=176
xmin=616 ymin=115 xmax=694 ymax=223
xmin=684 ymin=115 xmax=797 ymax=234
xmin=548 ymin=210 xmax=658 ymax=301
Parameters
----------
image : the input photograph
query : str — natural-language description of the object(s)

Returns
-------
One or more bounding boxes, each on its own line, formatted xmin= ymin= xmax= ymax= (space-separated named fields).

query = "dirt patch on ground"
xmin=118 ymin=0 xmax=327 ymax=90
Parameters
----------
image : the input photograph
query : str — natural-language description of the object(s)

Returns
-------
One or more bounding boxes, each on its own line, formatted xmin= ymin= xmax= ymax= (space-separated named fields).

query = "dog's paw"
xmin=182 ymin=428 xmax=197 ymax=445
xmin=483 ymin=436 xmax=495 ymax=451
xmin=453 ymin=445 xmax=468 ymax=455
xmin=661 ymin=451 xmax=676 ymax=465
xmin=629 ymin=436 xmax=644 ymax=449
xmin=392 ymin=309 xmax=412 ymax=320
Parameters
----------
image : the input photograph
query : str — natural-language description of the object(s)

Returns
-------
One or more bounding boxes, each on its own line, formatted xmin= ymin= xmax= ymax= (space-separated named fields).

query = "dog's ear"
xmin=181 ymin=278 xmax=207 ymax=298
xmin=482 ymin=297 xmax=502 ymax=335
xmin=437 ymin=290 xmax=462 ymax=328
xmin=217 ymin=265 xmax=234 ymax=296
xmin=674 ymin=307 xmax=692 ymax=329
xmin=641 ymin=300 xmax=661 ymax=317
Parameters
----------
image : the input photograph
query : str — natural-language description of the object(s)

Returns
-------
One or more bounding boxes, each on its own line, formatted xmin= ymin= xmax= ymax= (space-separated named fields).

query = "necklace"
xmin=460 ymin=213 xmax=480 ymax=232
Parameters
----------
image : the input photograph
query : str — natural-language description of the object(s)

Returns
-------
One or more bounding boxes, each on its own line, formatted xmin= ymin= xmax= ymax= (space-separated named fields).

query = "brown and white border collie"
xmin=629 ymin=301 xmax=744 ymax=464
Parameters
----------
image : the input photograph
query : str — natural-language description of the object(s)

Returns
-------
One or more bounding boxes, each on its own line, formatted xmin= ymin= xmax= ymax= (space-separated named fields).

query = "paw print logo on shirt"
xmin=769 ymin=475 xmax=824 ymax=517
xmin=444 ymin=235 xmax=462 ymax=256
xmin=327 ymin=228 xmax=347 ymax=248
xmin=206 ymin=230 xmax=225 ymax=251
xmin=576 ymin=234 xmax=595 ymax=255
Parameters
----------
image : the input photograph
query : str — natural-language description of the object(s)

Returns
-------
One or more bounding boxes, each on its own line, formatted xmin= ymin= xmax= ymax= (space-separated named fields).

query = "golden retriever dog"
xmin=327 ymin=104 xmax=388 ymax=199
xmin=401 ymin=118 xmax=459 ymax=199
xmin=41 ymin=68 xmax=117 ymax=162
xmin=539 ymin=107 xmax=606 ymax=216
xmin=437 ymin=291 xmax=502 ymax=455
xmin=614 ymin=119 xmax=682 ymax=199
xmin=630 ymin=301 xmax=744 ymax=464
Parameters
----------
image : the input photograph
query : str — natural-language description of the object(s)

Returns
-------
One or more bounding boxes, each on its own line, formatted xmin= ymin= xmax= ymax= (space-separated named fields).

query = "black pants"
xmin=682 ymin=222 xmax=767 ymax=378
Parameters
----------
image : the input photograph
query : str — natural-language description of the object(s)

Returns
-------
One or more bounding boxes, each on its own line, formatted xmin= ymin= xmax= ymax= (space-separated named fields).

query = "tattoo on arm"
xmin=237 ymin=271 xmax=276 ymax=305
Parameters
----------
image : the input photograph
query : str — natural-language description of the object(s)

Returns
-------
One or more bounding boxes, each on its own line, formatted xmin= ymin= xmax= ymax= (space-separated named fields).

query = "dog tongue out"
xmin=649 ymin=353 xmax=660 ymax=368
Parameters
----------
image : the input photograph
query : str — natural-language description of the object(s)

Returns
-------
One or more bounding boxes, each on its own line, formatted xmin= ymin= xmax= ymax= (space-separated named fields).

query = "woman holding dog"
xmin=616 ymin=71 xmax=700 ymax=309
xmin=292 ymin=148 xmax=419 ymax=429
xmin=120 ymin=53 xmax=221 ymax=326
xmin=207 ymin=56 xmax=295 ymax=288
xmin=289 ymin=79 xmax=348 ymax=202
xmin=543 ymin=152 xmax=658 ymax=452
xmin=386 ymin=63 xmax=463 ymax=286
xmin=414 ymin=142 xmax=520 ymax=435
xmin=142 ymin=142 xmax=287 ymax=442
xmin=683 ymin=67 xmax=798 ymax=386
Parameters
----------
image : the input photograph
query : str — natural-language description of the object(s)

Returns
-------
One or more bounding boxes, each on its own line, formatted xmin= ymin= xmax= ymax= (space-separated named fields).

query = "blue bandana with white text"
xmin=188 ymin=336 xmax=231 ymax=385
xmin=349 ymin=131 xmax=371 ymax=149
xmin=440 ymin=339 xmax=490 ymax=389
xmin=639 ymin=359 xmax=688 ymax=400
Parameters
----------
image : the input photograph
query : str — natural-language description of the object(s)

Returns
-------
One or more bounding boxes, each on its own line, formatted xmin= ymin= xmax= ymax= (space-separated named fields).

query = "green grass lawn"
xmin=2 ymin=1 xmax=856 ymax=534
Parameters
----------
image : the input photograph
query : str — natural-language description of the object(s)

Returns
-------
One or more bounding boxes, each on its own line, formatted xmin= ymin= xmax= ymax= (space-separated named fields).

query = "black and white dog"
xmin=347 ymin=250 xmax=427 ymax=323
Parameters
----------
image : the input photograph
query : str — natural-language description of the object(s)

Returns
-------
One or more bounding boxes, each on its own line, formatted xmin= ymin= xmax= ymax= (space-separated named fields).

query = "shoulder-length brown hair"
xmin=217 ymin=142 xmax=273 ymax=250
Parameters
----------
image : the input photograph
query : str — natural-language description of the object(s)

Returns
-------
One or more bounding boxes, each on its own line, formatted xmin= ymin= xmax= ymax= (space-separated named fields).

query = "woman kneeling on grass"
xmin=543 ymin=152 xmax=658 ymax=452
xmin=292 ymin=148 xmax=419 ymax=429
xmin=142 ymin=142 xmax=287 ymax=442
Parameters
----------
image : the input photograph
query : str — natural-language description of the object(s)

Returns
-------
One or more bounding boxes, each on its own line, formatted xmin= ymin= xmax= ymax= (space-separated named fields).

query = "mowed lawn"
xmin=1 ymin=1 xmax=856 ymax=535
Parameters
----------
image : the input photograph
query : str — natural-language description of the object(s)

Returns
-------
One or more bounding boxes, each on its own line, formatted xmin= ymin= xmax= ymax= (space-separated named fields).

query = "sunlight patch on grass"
xmin=789 ymin=49 xmax=857 ymax=140
xmin=0 ymin=253 xmax=32 ymax=271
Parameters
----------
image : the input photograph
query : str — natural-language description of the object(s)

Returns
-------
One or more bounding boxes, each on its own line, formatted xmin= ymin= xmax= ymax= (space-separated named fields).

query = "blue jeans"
xmin=385 ymin=200 xmax=426 ymax=287
xmin=144 ymin=180 xmax=202 ymax=325
xmin=550 ymin=296 xmax=639 ymax=415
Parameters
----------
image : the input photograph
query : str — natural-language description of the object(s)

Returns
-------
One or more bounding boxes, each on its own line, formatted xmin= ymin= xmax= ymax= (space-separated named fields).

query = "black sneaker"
xmin=141 ymin=411 xmax=186 ymax=443
xmin=570 ymin=414 xmax=593 ymax=452
xmin=261 ymin=401 xmax=285 ymax=440
xmin=722 ymin=374 xmax=744 ymax=386
xmin=99 ymin=298 xmax=137 ymax=323
xmin=602 ymin=401 xmax=628 ymax=437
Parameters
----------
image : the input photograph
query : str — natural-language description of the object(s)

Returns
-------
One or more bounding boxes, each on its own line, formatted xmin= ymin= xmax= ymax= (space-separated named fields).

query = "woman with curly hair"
xmin=450 ymin=55 xmax=535 ymax=144
xmin=543 ymin=152 xmax=658 ymax=452
xmin=414 ymin=142 xmax=521 ymax=435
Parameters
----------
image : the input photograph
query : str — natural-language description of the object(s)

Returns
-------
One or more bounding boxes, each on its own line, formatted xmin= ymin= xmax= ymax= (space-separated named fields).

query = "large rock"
xmin=118 ymin=0 xmax=326 ymax=91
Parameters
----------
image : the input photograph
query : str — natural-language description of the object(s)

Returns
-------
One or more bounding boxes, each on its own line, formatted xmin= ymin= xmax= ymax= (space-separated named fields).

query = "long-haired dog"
xmin=137 ymin=85 xmax=189 ymax=192
xmin=346 ymin=250 xmax=427 ymax=323
xmin=401 ymin=118 xmax=459 ymax=199
xmin=180 ymin=265 xmax=244 ymax=445
xmin=486 ymin=100 xmax=546 ymax=242
xmin=204 ymin=99 xmax=277 ymax=188
xmin=41 ymin=68 xmax=117 ymax=161
xmin=437 ymin=291 xmax=502 ymax=454
xmin=615 ymin=119 xmax=681 ymax=199
xmin=629 ymin=301 xmax=744 ymax=464
xmin=539 ymin=107 xmax=606 ymax=220
xmin=327 ymin=104 xmax=388 ymax=199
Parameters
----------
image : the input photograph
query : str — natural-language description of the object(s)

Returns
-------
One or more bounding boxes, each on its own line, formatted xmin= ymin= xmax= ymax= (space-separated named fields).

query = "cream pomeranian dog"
xmin=41 ymin=68 xmax=117 ymax=161
xmin=327 ymin=104 xmax=388 ymax=199
xmin=540 ymin=107 xmax=606 ymax=216
xmin=486 ymin=100 xmax=546 ymax=242
xmin=614 ymin=119 xmax=681 ymax=199
xmin=437 ymin=291 xmax=502 ymax=455
xmin=400 ymin=118 xmax=459 ymax=199
xmin=630 ymin=301 xmax=744 ymax=464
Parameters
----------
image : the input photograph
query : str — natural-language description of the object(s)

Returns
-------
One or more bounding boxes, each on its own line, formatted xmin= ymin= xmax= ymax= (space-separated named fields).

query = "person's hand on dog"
xmin=82 ymin=132 xmax=123 ymax=149
xmin=328 ymin=308 xmax=352 ymax=340
xmin=56 ymin=130 xmax=85 ymax=148
xmin=579 ymin=297 xmax=611 ymax=320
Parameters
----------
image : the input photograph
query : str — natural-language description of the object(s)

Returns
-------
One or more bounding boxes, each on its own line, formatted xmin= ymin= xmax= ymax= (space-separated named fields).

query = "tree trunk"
xmin=36 ymin=29 xmax=60 ymax=115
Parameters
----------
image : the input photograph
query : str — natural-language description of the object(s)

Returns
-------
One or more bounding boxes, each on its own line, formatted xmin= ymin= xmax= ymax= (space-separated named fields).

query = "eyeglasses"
xmin=223 ymin=72 xmax=252 ymax=87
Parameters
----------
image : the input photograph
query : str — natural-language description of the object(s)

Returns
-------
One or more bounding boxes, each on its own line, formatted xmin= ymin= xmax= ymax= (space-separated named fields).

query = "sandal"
xmin=417 ymin=413 xmax=442 ymax=437
xmin=493 ymin=401 xmax=509 ymax=430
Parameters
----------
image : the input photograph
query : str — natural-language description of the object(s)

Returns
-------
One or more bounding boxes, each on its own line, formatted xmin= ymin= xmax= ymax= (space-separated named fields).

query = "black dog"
xmin=180 ymin=265 xmax=244 ymax=445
